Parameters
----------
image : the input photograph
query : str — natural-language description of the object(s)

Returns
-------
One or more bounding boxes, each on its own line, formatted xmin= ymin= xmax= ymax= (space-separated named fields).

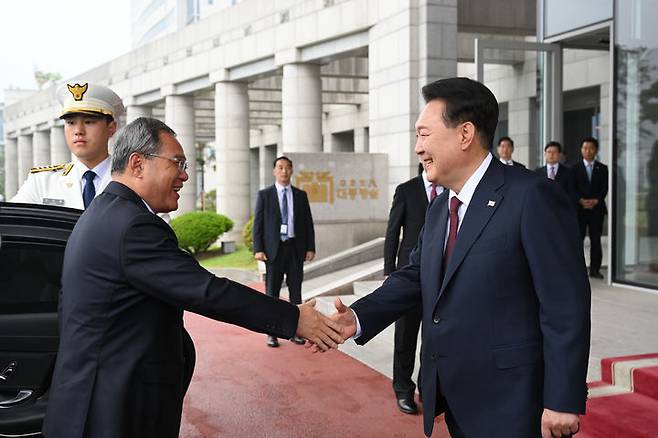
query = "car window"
xmin=0 ymin=242 xmax=63 ymax=314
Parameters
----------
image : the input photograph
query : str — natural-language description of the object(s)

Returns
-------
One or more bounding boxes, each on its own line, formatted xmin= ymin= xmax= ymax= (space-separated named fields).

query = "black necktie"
xmin=281 ymin=188 xmax=289 ymax=241
xmin=82 ymin=170 xmax=96 ymax=209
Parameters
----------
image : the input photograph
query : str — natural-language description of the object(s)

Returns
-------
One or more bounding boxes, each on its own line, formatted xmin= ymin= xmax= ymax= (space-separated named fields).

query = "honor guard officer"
xmin=11 ymin=82 xmax=124 ymax=209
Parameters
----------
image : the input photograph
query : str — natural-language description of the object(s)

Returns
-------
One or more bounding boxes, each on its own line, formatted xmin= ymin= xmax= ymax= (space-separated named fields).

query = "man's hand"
xmin=296 ymin=298 xmax=344 ymax=351
xmin=306 ymin=298 xmax=358 ymax=354
xmin=305 ymin=251 xmax=315 ymax=262
xmin=254 ymin=251 xmax=267 ymax=261
xmin=541 ymin=408 xmax=579 ymax=438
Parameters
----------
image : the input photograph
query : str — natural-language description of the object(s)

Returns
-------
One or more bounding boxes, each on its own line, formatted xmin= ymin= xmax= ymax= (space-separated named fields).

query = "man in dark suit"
xmin=42 ymin=118 xmax=342 ymax=438
xmin=571 ymin=136 xmax=608 ymax=279
xmin=253 ymin=156 xmax=316 ymax=348
xmin=326 ymin=78 xmax=590 ymax=438
xmin=535 ymin=141 xmax=573 ymax=196
xmin=384 ymin=162 xmax=441 ymax=414
xmin=496 ymin=136 xmax=526 ymax=168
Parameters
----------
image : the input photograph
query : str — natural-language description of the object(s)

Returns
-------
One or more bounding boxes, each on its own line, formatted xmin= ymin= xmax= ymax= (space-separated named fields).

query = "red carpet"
xmin=581 ymin=354 xmax=658 ymax=437
xmin=180 ymin=312 xmax=449 ymax=437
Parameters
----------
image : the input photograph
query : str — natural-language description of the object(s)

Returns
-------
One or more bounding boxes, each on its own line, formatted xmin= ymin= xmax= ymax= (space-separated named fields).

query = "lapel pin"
xmin=487 ymin=200 xmax=496 ymax=207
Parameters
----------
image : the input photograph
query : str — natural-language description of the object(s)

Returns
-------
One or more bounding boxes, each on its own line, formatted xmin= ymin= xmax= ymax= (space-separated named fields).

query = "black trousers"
xmin=578 ymin=209 xmax=605 ymax=273
xmin=265 ymin=239 xmax=303 ymax=305
xmin=392 ymin=303 xmax=422 ymax=399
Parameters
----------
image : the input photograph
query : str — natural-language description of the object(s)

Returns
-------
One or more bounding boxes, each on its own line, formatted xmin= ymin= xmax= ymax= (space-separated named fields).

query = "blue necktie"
xmin=281 ymin=188 xmax=289 ymax=241
xmin=586 ymin=163 xmax=593 ymax=182
xmin=82 ymin=170 xmax=96 ymax=209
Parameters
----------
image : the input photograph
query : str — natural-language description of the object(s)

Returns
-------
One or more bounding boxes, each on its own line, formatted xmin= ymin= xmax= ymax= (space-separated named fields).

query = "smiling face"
xmin=414 ymin=99 xmax=465 ymax=189
xmin=63 ymin=114 xmax=116 ymax=167
xmin=140 ymin=132 xmax=188 ymax=213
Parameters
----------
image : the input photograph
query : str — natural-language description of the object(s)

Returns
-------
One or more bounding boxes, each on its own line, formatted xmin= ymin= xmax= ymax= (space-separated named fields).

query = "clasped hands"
xmin=298 ymin=298 xmax=356 ymax=353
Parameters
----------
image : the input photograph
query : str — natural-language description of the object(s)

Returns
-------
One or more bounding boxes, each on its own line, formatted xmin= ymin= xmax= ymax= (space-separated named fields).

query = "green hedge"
xmin=242 ymin=215 xmax=254 ymax=253
xmin=171 ymin=211 xmax=234 ymax=254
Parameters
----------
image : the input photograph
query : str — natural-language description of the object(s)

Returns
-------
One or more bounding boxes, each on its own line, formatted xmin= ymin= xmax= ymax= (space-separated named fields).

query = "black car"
xmin=0 ymin=202 xmax=195 ymax=437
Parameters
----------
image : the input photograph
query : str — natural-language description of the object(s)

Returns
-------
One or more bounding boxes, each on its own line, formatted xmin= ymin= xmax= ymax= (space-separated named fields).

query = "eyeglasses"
xmin=145 ymin=153 xmax=188 ymax=172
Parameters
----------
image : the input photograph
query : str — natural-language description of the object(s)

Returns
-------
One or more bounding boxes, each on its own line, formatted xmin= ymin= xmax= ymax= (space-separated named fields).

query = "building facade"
xmin=4 ymin=0 xmax=658 ymax=291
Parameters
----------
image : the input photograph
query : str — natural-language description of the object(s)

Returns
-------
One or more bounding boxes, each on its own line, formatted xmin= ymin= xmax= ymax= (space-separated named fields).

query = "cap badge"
xmin=67 ymin=83 xmax=88 ymax=101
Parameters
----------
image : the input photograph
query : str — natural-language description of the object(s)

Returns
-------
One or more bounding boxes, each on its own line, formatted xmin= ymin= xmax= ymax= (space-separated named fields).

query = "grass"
xmin=198 ymin=243 xmax=258 ymax=270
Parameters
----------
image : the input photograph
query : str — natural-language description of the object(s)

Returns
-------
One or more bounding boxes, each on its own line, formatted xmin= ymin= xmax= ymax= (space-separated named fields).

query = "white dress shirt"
xmin=547 ymin=163 xmax=559 ymax=179
xmin=275 ymin=182 xmax=295 ymax=238
xmin=75 ymin=155 xmax=112 ymax=195
xmin=422 ymin=170 xmax=444 ymax=202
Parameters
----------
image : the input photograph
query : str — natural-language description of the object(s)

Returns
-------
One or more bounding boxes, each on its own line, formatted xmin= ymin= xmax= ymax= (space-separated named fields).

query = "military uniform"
xmin=11 ymin=82 xmax=123 ymax=210
xmin=11 ymin=158 xmax=112 ymax=209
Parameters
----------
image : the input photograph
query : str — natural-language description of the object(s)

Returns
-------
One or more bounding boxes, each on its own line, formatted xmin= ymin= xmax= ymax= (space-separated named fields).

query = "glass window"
xmin=0 ymin=242 xmax=64 ymax=313
xmin=614 ymin=0 xmax=658 ymax=288
xmin=543 ymin=0 xmax=613 ymax=39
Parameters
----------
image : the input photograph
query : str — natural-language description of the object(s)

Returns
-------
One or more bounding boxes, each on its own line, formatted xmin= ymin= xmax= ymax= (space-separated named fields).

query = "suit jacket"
xmin=11 ymin=160 xmax=111 ymax=209
xmin=571 ymin=160 xmax=608 ymax=214
xmin=253 ymin=184 xmax=315 ymax=261
xmin=383 ymin=175 xmax=428 ymax=275
xmin=351 ymin=159 xmax=590 ymax=437
xmin=43 ymin=182 xmax=299 ymax=438
xmin=535 ymin=164 xmax=573 ymax=196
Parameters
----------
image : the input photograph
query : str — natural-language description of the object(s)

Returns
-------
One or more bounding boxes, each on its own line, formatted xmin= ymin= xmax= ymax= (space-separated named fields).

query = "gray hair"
xmin=111 ymin=117 xmax=176 ymax=173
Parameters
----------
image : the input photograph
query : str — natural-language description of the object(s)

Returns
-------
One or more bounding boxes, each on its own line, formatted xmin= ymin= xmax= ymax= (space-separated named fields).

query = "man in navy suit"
xmin=253 ymin=156 xmax=316 ymax=347
xmin=535 ymin=141 xmax=573 ymax=196
xmin=571 ymin=137 xmax=608 ymax=279
xmin=43 ymin=118 xmax=342 ymax=438
xmin=326 ymin=78 xmax=590 ymax=437
xmin=384 ymin=162 xmax=442 ymax=414
xmin=496 ymin=136 xmax=526 ymax=167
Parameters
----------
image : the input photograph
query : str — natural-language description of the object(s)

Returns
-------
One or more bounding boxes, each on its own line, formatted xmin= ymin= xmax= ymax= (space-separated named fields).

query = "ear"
xmin=126 ymin=152 xmax=145 ymax=177
xmin=108 ymin=121 xmax=118 ymax=137
xmin=459 ymin=122 xmax=477 ymax=151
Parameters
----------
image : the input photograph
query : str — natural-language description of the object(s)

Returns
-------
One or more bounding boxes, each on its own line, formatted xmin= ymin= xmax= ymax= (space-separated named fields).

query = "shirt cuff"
xmin=351 ymin=308 xmax=362 ymax=339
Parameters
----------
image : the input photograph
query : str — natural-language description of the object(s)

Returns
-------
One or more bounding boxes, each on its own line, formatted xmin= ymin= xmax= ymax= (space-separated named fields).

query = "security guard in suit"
xmin=11 ymin=82 xmax=124 ymax=209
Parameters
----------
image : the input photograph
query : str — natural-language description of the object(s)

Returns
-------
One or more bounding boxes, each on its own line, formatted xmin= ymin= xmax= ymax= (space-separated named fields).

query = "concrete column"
xmin=354 ymin=127 xmax=369 ymax=153
xmin=507 ymin=97 xmax=536 ymax=168
xmin=214 ymin=81 xmax=250 ymax=242
xmin=369 ymin=0 xmax=457 ymax=199
xmin=126 ymin=105 xmax=152 ymax=124
xmin=164 ymin=94 xmax=196 ymax=215
xmin=4 ymin=137 xmax=18 ymax=199
xmin=17 ymin=134 xmax=34 ymax=187
xmin=33 ymin=130 xmax=51 ymax=167
xmin=50 ymin=126 xmax=70 ymax=164
xmin=281 ymin=63 xmax=322 ymax=152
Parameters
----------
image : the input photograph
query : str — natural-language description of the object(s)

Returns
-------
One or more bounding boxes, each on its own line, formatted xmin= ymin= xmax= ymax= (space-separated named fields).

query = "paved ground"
xmin=180 ymin=267 xmax=658 ymax=437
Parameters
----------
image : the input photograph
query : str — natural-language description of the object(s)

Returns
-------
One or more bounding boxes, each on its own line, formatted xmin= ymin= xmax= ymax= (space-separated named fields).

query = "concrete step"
xmin=352 ymin=280 xmax=383 ymax=297
xmin=280 ymin=258 xmax=384 ymax=301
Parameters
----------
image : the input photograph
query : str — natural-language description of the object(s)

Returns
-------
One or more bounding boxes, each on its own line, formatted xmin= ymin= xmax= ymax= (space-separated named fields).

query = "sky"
xmin=0 ymin=0 xmax=132 ymax=101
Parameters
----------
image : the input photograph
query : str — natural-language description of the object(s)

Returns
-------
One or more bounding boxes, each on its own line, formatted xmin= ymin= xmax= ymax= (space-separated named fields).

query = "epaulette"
xmin=62 ymin=163 xmax=74 ymax=176
xmin=30 ymin=163 xmax=67 ymax=174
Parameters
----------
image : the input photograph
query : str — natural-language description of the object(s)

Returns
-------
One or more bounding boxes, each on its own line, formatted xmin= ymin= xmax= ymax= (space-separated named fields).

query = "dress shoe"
xmin=396 ymin=397 xmax=418 ymax=415
xmin=266 ymin=336 xmax=279 ymax=348
xmin=290 ymin=335 xmax=306 ymax=345
xmin=589 ymin=271 xmax=604 ymax=279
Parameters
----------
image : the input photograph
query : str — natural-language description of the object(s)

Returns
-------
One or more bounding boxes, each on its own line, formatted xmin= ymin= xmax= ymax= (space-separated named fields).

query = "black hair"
xmin=544 ymin=141 xmax=562 ymax=153
xmin=421 ymin=77 xmax=499 ymax=150
xmin=497 ymin=136 xmax=514 ymax=147
xmin=273 ymin=156 xmax=293 ymax=168
xmin=581 ymin=136 xmax=599 ymax=150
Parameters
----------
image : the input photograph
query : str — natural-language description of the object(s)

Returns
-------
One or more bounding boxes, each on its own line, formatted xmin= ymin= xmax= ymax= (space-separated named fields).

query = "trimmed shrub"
xmin=171 ymin=211 xmax=233 ymax=254
xmin=243 ymin=215 xmax=254 ymax=253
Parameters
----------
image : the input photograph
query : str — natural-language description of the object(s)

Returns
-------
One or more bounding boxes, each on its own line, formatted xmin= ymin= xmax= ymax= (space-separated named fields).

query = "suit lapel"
xmin=436 ymin=160 xmax=504 ymax=301
xmin=423 ymin=192 xmax=448 ymax=300
xmin=416 ymin=176 xmax=429 ymax=207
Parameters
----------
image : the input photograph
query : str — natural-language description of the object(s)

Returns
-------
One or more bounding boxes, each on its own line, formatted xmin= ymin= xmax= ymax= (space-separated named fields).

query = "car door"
xmin=0 ymin=202 xmax=80 ymax=437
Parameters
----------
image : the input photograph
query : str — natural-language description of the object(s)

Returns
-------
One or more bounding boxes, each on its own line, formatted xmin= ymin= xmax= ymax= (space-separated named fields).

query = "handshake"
xmin=294 ymin=297 xmax=356 ymax=352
